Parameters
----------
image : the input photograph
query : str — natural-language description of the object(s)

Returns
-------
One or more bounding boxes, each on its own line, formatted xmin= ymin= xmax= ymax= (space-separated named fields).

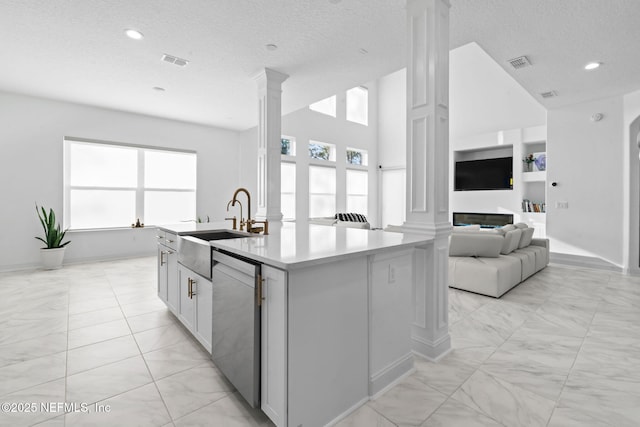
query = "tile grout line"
xmin=108 ymin=271 xmax=175 ymax=425
xmin=544 ymin=286 xmax=604 ymax=427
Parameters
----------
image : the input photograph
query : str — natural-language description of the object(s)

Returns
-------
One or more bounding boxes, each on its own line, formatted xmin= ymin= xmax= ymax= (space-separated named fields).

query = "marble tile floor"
xmin=0 ymin=258 xmax=638 ymax=426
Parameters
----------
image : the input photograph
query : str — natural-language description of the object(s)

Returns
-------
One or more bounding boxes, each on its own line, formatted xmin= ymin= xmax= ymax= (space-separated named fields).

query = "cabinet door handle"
xmin=256 ymin=274 xmax=264 ymax=307
xmin=167 ymin=250 xmax=174 ymax=255
xmin=190 ymin=279 xmax=197 ymax=299
xmin=160 ymin=251 xmax=166 ymax=266
xmin=187 ymin=277 xmax=192 ymax=298
xmin=156 ymin=235 xmax=164 ymax=239
xmin=166 ymin=239 xmax=174 ymax=244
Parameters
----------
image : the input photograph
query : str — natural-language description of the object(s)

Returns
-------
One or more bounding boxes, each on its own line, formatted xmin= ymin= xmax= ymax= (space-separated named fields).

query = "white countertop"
xmin=158 ymin=222 xmax=233 ymax=234
xmin=158 ymin=222 xmax=432 ymax=270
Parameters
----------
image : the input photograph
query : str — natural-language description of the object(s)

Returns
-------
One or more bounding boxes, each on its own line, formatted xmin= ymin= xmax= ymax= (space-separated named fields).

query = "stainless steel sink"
xmin=177 ymin=230 xmax=254 ymax=279
xmin=185 ymin=230 xmax=252 ymax=241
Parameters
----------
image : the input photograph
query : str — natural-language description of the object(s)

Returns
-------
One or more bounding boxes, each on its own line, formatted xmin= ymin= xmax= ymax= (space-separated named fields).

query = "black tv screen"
xmin=455 ymin=157 xmax=513 ymax=191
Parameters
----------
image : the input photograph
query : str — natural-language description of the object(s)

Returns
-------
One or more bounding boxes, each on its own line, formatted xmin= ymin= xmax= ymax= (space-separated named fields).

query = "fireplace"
xmin=452 ymin=212 xmax=513 ymax=228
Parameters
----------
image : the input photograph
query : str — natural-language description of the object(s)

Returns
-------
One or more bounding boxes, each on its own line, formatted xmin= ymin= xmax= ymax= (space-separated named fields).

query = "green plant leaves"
xmin=35 ymin=204 xmax=70 ymax=249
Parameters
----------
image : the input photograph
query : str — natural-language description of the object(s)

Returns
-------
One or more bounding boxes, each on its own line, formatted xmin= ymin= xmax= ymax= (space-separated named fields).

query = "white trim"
xmin=64 ymin=136 xmax=196 ymax=154
xmin=369 ymin=352 xmax=415 ymax=396
xmin=549 ymin=253 xmax=624 ymax=272
xmin=324 ymin=397 xmax=370 ymax=427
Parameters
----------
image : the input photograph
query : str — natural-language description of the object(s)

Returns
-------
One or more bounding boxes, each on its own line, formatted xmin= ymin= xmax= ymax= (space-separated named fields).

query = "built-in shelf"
xmin=522 ymin=171 xmax=546 ymax=182
xmin=522 ymin=141 xmax=546 ymax=219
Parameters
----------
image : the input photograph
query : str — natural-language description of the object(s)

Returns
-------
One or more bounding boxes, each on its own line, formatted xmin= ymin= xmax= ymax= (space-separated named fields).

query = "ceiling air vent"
xmin=508 ymin=56 xmax=531 ymax=70
xmin=161 ymin=54 xmax=189 ymax=67
xmin=540 ymin=90 xmax=557 ymax=99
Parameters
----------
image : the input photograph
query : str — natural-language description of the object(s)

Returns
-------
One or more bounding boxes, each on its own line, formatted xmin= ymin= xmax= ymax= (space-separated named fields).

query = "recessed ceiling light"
xmin=266 ymin=44 xmax=278 ymax=51
xmin=124 ymin=29 xmax=144 ymax=40
xmin=584 ymin=62 xmax=601 ymax=70
xmin=152 ymin=87 xmax=165 ymax=92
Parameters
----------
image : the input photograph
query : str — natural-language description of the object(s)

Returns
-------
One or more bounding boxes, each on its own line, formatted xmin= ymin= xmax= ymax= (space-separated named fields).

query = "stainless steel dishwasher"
xmin=211 ymin=249 xmax=262 ymax=408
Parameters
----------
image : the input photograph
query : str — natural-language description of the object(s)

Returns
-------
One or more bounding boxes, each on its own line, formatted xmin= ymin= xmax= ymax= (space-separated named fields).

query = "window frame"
xmin=308 ymin=164 xmax=337 ymax=218
xmin=63 ymin=137 xmax=197 ymax=230
xmin=308 ymin=140 xmax=336 ymax=162
xmin=346 ymin=86 xmax=369 ymax=126
xmin=345 ymin=168 xmax=369 ymax=216
xmin=309 ymin=95 xmax=337 ymax=118
xmin=280 ymin=160 xmax=296 ymax=221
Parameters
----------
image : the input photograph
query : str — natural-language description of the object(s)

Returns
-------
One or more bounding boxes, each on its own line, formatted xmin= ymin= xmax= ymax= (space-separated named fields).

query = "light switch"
xmin=556 ymin=201 xmax=569 ymax=209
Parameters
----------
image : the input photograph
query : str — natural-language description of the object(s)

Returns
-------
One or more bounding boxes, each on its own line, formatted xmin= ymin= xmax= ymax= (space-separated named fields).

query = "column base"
xmin=412 ymin=333 xmax=451 ymax=362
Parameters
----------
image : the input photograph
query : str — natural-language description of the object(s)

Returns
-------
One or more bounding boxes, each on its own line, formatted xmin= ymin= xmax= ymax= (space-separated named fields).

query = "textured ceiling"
xmin=1 ymin=0 xmax=639 ymax=131
xmin=450 ymin=0 xmax=640 ymax=111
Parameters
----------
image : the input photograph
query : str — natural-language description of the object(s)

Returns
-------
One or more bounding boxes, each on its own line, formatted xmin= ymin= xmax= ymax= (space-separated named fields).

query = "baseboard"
xmin=549 ymin=252 xmax=623 ymax=272
xmin=0 ymin=252 xmax=155 ymax=273
xmin=369 ymin=352 xmax=415 ymax=397
xmin=324 ymin=396 xmax=370 ymax=427
xmin=411 ymin=333 xmax=452 ymax=361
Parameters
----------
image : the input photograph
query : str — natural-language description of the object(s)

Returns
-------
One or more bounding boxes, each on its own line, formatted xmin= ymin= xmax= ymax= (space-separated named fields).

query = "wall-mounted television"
xmin=455 ymin=157 xmax=513 ymax=191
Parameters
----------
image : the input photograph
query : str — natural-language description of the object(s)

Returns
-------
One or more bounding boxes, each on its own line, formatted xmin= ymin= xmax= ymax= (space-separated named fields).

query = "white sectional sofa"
xmin=448 ymin=223 xmax=549 ymax=297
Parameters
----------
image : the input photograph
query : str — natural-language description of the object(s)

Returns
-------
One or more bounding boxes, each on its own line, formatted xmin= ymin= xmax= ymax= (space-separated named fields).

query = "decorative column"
xmin=401 ymin=0 xmax=452 ymax=360
xmin=253 ymin=68 xmax=289 ymax=221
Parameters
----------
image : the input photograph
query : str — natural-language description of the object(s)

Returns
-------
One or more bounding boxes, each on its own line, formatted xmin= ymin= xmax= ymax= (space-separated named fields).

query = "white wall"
xmin=376 ymin=42 xmax=547 ymax=229
xmin=547 ymin=96 xmax=624 ymax=267
xmin=450 ymin=43 xmax=546 ymax=140
xmin=239 ymin=82 xmax=379 ymax=226
xmin=0 ymin=91 xmax=240 ymax=271
xmin=623 ymin=89 xmax=640 ymax=272
xmin=378 ymin=69 xmax=406 ymax=168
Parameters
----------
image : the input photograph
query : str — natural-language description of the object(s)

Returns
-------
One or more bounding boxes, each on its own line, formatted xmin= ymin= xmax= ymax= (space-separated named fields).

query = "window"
xmin=346 ymin=147 xmax=368 ymax=166
xmin=281 ymin=162 xmax=296 ymax=220
xmin=64 ymin=139 xmax=196 ymax=229
xmin=309 ymin=165 xmax=336 ymax=217
xmin=346 ymin=86 xmax=368 ymax=126
xmin=309 ymin=95 xmax=337 ymax=117
xmin=346 ymin=169 xmax=368 ymax=216
xmin=281 ymin=136 xmax=296 ymax=156
xmin=308 ymin=140 xmax=336 ymax=161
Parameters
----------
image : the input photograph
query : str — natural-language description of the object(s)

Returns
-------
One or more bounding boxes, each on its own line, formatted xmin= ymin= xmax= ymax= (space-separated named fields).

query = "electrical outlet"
xmin=556 ymin=201 xmax=569 ymax=209
xmin=388 ymin=265 xmax=396 ymax=283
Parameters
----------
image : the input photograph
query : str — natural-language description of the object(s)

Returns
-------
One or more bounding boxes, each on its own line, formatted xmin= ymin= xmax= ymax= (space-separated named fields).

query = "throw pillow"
xmin=504 ymin=229 xmax=522 ymax=254
xmin=518 ymin=227 xmax=535 ymax=248
xmin=449 ymin=233 xmax=503 ymax=258
xmin=335 ymin=213 xmax=368 ymax=223
xmin=514 ymin=222 xmax=528 ymax=229
xmin=501 ymin=229 xmax=520 ymax=254
xmin=501 ymin=224 xmax=516 ymax=232
xmin=484 ymin=227 xmax=505 ymax=235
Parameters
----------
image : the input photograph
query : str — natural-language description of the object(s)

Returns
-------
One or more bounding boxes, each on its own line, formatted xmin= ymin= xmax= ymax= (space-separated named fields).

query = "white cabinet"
xmin=157 ymin=230 xmax=179 ymax=313
xmin=261 ymin=265 xmax=287 ymax=427
xmin=195 ymin=275 xmax=213 ymax=352
xmin=178 ymin=265 xmax=196 ymax=331
xmin=166 ymin=251 xmax=178 ymax=313
xmin=177 ymin=264 xmax=213 ymax=353
xmin=369 ymin=250 xmax=413 ymax=395
xmin=157 ymin=245 xmax=168 ymax=301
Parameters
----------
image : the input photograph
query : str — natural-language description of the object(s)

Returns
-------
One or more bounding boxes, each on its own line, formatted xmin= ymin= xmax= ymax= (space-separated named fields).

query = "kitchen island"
xmin=157 ymin=221 xmax=433 ymax=427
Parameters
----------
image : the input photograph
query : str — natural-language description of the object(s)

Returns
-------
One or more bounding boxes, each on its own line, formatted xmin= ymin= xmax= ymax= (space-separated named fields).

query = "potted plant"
xmin=523 ymin=154 xmax=537 ymax=172
xmin=35 ymin=204 xmax=70 ymax=269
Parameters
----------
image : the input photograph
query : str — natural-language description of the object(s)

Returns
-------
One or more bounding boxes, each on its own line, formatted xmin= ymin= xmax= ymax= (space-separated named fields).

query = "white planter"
xmin=40 ymin=247 xmax=66 ymax=270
